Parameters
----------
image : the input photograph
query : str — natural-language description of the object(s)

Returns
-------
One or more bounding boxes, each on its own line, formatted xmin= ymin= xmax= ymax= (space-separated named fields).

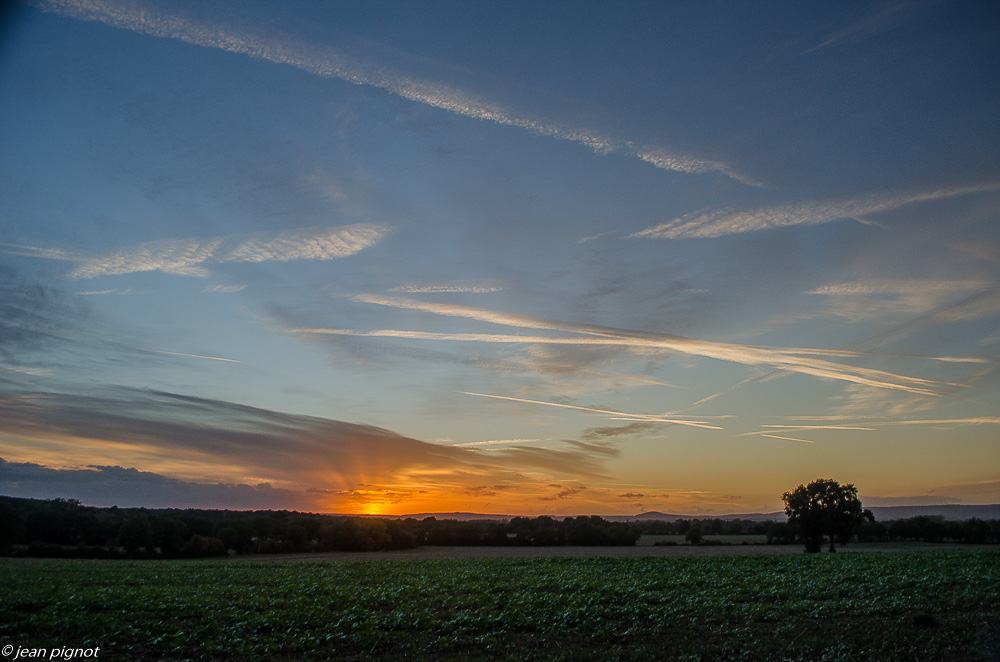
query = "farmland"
xmin=1 ymin=550 xmax=998 ymax=660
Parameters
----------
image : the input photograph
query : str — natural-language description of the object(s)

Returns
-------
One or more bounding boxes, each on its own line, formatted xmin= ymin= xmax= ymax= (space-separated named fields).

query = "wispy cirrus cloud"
xmin=204 ymin=284 xmax=246 ymax=294
xmin=806 ymin=2 xmax=925 ymax=53
xmin=30 ymin=0 xmax=756 ymax=185
xmin=390 ymin=281 xmax=504 ymax=294
xmin=629 ymin=182 xmax=1000 ymax=239
xmin=0 ymin=242 xmax=79 ymax=261
xmin=772 ymin=414 xmax=1000 ymax=442
xmin=73 ymin=287 xmax=133 ymax=296
xmin=293 ymin=294 xmax=982 ymax=395
xmin=808 ymin=278 xmax=995 ymax=319
xmin=5 ymin=224 xmax=388 ymax=279
xmin=448 ymin=438 xmax=551 ymax=448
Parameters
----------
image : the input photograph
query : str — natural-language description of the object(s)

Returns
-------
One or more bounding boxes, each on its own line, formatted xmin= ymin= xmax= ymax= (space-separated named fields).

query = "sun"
xmin=359 ymin=501 xmax=385 ymax=516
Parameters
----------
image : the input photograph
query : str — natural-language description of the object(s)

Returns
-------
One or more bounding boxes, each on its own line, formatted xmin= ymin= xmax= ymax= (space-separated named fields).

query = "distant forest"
xmin=1 ymin=496 xmax=997 ymax=558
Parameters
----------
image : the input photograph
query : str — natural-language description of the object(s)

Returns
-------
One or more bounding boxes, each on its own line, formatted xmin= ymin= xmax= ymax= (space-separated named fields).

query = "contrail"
xmin=462 ymin=391 xmax=723 ymax=430
xmin=30 ymin=0 xmax=755 ymax=184
xmin=136 ymin=348 xmax=239 ymax=363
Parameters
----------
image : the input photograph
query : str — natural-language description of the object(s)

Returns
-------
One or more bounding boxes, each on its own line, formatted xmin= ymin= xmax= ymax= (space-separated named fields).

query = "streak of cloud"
xmin=298 ymin=325 xmax=979 ymax=364
xmin=758 ymin=434 xmax=814 ymax=444
xmin=58 ymin=224 xmax=388 ymax=279
xmin=739 ymin=424 xmax=874 ymax=444
xmin=0 ymin=242 xmax=79 ymax=261
xmin=629 ymin=182 xmax=1000 ymax=240
xmin=204 ymin=284 xmax=246 ymax=294
xmin=74 ymin=288 xmax=133 ymax=296
xmin=582 ymin=422 xmax=659 ymax=441
xmin=390 ymin=281 xmax=503 ymax=294
xmin=887 ymin=417 xmax=1000 ymax=427
xmin=448 ymin=438 xmax=551 ymax=448
xmin=463 ymin=391 xmax=723 ymax=430
xmin=30 ymin=0 xmax=755 ymax=184
xmin=783 ymin=415 xmax=1000 ymax=428
xmin=134 ymin=348 xmax=240 ymax=363
xmin=761 ymin=424 xmax=875 ymax=431
xmin=806 ymin=2 xmax=924 ymax=53
xmin=330 ymin=294 xmax=973 ymax=394
xmin=809 ymin=279 xmax=997 ymax=321
xmin=847 ymin=287 xmax=1000 ymax=351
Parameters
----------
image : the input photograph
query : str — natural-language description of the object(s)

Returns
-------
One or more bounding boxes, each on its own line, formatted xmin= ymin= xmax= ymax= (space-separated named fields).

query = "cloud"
xmin=30 ymin=0 xmax=755 ymax=184
xmin=738 ymin=424 xmax=876 ymax=444
xmin=848 ymin=287 xmax=1000 ymax=352
xmin=582 ymin=422 xmax=659 ymax=440
xmin=390 ymin=281 xmax=504 ymax=294
xmin=784 ymin=413 xmax=1000 ymax=430
xmin=464 ymin=484 xmax=515 ymax=497
xmin=806 ymin=2 xmax=926 ymax=53
xmin=64 ymin=224 xmax=388 ymax=279
xmin=884 ymin=417 xmax=1000 ymax=427
xmin=331 ymin=487 xmax=416 ymax=507
xmin=74 ymin=288 xmax=133 ymax=296
xmin=0 ymin=458 xmax=313 ymax=509
xmin=204 ymin=284 xmax=246 ymax=294
xmin=449 ymin=438 xmax=551 ymax=448
xmin=0 ymin=242 xmax=79 ymax=261
xmin=319 ymin=293 xmax=976 ymax=395
xmin=132 ymin=348 xmax=239 ymax=363
xmin=0 ymin=265 xmax=79 ymax=360
xmin=628 ymin=182 xmax=1000 ymax=240
xmin=0 ymin=386 xmax=620 ymax=507
xmin=555 ymin=485 xmax=585 ymax=499
xmin=462 ymin=391 xmax=723 ymax=430
xmin=808 ymin=279 xmax=995 ymax=320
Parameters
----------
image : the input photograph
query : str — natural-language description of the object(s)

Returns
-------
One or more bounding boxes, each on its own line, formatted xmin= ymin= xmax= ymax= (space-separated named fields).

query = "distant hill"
xmin=389 ymin=505 xmax=1000 ymax=522
xmin=391 ymin=512 xmax=511 ymax=521
xmin=866 ymin=504 xmax=1000 ymax=521
xmin=605 ymin=511 xmax=785 ymax=522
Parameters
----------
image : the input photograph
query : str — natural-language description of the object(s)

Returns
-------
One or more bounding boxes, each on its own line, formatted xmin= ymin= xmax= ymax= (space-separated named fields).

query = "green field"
xmin=2 ymin=550 xmax=998 ymax=660
xmin=637 ymin=534 xmax=769 ymax=546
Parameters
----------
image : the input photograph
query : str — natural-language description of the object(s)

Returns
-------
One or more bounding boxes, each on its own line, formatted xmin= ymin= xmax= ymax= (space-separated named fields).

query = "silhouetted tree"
xmin=153 ymin=517 xmax=189 ymax=557
xmin=685 ymin=523 xmax=704 ymax=544
xmin=119 ymin=512 xmax=153 ymax=553
xmin=766 ymin=521 xmax=796 ymax=545
xmin=782 ymin=478 xmax=870 ymax=552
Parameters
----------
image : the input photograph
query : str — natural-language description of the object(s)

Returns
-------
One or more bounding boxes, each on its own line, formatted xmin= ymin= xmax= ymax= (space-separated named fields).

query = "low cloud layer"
xmin=0 ymin=459 xmax=314 ymax=510
xmin=0 ymin=386 xmax=619 ymax=509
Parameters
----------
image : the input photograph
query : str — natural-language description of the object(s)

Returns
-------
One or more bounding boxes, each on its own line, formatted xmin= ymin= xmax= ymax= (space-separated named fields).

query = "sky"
xmin=1 ymin=0 xmax=999 ymax=517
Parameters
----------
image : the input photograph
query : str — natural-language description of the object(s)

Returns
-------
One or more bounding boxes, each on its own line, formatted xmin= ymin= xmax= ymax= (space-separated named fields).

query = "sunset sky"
xmin=2 ymin=0 xmax=999 ymax=516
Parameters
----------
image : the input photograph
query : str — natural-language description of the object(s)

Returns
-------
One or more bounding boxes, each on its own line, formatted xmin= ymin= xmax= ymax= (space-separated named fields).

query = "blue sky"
xmin=1 ymin=0 xmax=998 ymax=515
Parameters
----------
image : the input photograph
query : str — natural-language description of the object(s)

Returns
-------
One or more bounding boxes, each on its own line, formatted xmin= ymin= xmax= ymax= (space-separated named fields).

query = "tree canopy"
xmin=782 ymin=478 xmax=872 ymax=552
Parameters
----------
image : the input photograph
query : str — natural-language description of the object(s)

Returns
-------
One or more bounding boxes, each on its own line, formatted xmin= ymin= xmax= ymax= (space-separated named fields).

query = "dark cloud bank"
xmin=0 ymin=459 xmax=313 ymax=510
xmin=0 ymin=386 xmax=617 ymax=510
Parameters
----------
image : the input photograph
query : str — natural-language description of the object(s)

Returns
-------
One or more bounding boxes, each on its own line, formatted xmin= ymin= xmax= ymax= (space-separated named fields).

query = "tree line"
xmin=1 ymin=496 xmax=996 ymax=559
xmin=0 ymin=497 xmax=637 ymax=557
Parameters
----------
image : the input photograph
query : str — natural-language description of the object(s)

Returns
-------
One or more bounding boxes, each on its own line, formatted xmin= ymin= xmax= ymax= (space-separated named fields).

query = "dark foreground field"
xmin=2 ymin=549 xmax=998 ymax=661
